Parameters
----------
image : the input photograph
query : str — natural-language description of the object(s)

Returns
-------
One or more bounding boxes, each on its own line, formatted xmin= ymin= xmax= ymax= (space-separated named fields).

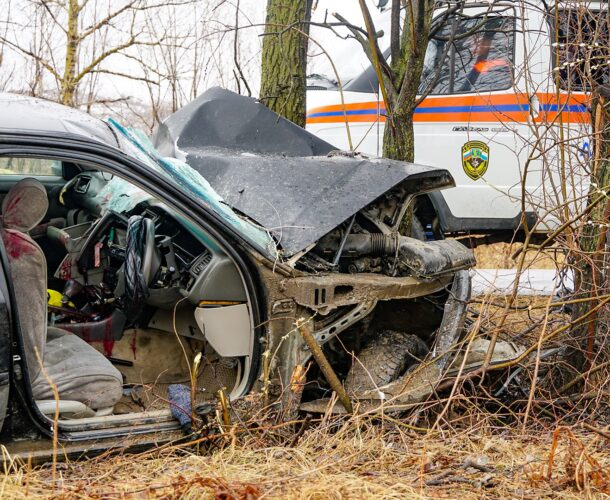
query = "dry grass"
xmin=1 ymin=416 xmax=608 ymax=499
xmin=472 ymin=241 xmax=564 ymax=270
xmin=1 ymin=245 xmax=607 ymax=499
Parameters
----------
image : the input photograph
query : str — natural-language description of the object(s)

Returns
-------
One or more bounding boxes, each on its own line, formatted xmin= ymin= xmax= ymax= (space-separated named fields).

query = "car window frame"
xmin=0 ymin=156 xmax=63 ymax=179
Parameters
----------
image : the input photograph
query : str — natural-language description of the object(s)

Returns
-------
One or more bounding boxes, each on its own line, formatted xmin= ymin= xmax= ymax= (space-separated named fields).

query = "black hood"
xmin=154 ymin=87 xmax=454 ymax=257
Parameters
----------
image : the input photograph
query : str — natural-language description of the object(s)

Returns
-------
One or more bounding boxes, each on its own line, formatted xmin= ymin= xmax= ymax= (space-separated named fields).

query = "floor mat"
xmin=114 ymin=357 xmax=239 ymax=414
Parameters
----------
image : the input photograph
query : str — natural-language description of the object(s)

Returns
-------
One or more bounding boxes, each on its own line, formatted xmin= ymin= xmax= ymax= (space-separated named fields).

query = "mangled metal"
xmin=153 ymin=88 xmax=479 ymax=416
xmin=153 ymin=87 xmax=456 ymax=258
xmin=0 ymin=87 xmax=486 ymax=459
xmin=299 ymin=270 xmax=472 ymax=413
xmin=315 ymin=232 xmax=476 ymax=277
xmin=111 ymin=118 xmax=277 ymax=257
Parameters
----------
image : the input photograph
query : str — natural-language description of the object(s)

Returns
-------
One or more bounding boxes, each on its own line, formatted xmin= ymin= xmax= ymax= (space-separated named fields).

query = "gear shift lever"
xmin=61 ymin=279 xmax=84 ymax=307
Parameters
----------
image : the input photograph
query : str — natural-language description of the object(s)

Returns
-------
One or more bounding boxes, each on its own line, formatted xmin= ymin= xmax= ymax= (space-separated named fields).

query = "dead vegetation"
xmin=1 ymin=289 xmax=608 ymax=499
xmin=1 ymin=412 xmax=608 ymax=498
xmin=2 ymin=238 xmax=609 ymax=498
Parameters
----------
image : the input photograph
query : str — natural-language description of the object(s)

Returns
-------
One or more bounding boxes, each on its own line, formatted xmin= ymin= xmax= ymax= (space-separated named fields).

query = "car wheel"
xmin=345 ymin=330 xmax=428 ymax=394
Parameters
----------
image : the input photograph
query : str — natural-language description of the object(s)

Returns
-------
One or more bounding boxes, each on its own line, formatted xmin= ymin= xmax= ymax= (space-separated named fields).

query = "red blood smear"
xmin=58 ymin=257 xmax=72 ymax=280
xmin=5 ymin=195 xmax=21 ymax=213
xmin=79 ymin=324 xmax=91 ymax=342
xmin=130 ymin=329 xmax=137 ymax=359
xmin=2 ymin=231 xmax=36 ymax=259
xmin=3 ymin=195 xmax=23 ymax=229
xmin=103 ymin=316 xmax=114 ymax=357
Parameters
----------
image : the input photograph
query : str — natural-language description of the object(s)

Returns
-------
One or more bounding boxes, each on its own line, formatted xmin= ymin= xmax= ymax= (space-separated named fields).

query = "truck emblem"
xmin=461 ymin=141 xmax=489 ymax=180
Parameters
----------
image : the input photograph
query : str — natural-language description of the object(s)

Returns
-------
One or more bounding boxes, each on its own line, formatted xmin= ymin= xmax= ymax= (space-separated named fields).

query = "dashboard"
xmin=60 ymin=172 xmax=247 ymax=310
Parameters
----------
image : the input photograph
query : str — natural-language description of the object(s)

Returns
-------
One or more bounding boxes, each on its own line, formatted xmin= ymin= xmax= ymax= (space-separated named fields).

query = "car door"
xmin=0 ymin=245 xmax=13 ymax=433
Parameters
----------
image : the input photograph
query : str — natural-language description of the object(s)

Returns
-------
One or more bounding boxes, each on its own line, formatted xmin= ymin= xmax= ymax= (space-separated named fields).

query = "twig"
xmin=288 ymin=414 xmax=312 ymax=447
xmin=583 ymin=422 xmax=610 ymax=441
xmin=559 ymin=359 xmax=610 ymax=394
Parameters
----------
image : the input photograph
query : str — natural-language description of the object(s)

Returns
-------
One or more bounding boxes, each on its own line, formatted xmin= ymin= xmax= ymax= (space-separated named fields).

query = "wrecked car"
xmin=0 ymin=87 xmax=474 ymax=460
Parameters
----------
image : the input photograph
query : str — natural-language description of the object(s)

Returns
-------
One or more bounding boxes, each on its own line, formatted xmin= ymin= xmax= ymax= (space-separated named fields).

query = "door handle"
xmin=529 ymin=94 xmax=540 ymax=119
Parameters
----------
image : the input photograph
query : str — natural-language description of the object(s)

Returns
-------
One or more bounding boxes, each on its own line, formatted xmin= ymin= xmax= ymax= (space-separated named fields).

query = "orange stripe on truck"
xmin=306 ymin=93 xmax=590 ymax=125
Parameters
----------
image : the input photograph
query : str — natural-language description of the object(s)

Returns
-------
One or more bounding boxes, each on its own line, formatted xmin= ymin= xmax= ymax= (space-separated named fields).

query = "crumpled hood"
xmin=154 ymin=87 xmax=454 ymax=257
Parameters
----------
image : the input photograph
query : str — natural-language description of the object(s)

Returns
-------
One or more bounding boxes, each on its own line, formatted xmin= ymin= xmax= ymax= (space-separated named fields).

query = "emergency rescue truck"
xmin=306 ymin=2 xmax=597 ymax=236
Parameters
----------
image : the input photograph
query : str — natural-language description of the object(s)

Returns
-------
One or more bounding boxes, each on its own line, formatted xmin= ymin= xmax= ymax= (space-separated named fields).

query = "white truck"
xmin=306 ymin=1 xmax=596 ymax=236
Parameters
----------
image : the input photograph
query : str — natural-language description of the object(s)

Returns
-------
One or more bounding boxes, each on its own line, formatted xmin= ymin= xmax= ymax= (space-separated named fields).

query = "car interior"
xmin=0 ymin=157 xmax=255 ymax=432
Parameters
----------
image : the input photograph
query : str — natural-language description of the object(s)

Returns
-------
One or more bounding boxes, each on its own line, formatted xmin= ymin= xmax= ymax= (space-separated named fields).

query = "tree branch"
xmin=88 ymin=68 xmax=158 ymax=85
xmin=79 ymin=0 xmax=196 ymax=42
xmin=36 ymin=0 xmax=68 ymax=34
xmin=0 ymin=35 xmax=60 ymax=82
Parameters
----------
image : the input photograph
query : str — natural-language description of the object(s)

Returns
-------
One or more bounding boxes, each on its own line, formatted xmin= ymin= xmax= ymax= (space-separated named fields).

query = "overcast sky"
xmin=1 ymin=0 xmax=388 ymax=123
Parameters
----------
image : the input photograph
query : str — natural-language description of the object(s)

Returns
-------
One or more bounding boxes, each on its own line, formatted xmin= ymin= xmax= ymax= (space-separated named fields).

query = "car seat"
xmin=0 ymin=178 xmax=122 ymax=415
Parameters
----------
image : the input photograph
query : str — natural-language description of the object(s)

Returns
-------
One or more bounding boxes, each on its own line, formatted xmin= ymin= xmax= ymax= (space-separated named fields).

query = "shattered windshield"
xmin=106 ymin=119 xmax=278 ymax=259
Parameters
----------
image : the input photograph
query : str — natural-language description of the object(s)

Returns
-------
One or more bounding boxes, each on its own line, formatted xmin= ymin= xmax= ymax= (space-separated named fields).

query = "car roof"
xmin=0 ymin=93 xmax=119 ymax=148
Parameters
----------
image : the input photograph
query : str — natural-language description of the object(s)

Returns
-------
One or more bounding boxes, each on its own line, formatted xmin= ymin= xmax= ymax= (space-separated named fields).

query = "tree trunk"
xmin=260 ymin=0 xmax=311 ymax=127
xmin=569 ymin=93 xmax=610 ymax=379
xmin=381 ymin=0 xmax=434 ymax=163
xmin=60 ymin=0 xmax=80 ymax=106
xmin=383 ymin=110 xmax=415 ymax=162
xmin=379 ymin=1 xmax=434 ymax=235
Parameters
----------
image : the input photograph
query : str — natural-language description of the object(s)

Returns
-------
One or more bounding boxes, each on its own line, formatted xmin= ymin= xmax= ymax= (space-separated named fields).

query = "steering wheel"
xmin=124 ymin=216 xmax=160 ymax=319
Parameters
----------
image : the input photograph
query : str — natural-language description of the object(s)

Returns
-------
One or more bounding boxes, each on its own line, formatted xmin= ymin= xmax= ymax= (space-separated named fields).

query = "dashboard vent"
xmin=191 ymin=250 xmax=212 ymax=276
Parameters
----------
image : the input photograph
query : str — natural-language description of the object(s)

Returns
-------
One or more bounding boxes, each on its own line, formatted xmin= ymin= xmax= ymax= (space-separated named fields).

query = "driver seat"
xmin=1 ymin=178 xmax=122 ymax=413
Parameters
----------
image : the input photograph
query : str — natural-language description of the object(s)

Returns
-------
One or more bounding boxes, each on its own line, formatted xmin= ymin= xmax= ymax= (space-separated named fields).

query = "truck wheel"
xmin=345 ymin=330 xmax=428 ymax=394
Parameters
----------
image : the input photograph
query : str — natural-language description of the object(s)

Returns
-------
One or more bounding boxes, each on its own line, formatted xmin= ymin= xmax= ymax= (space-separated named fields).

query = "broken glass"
xmin=106 ymin=119 xmax=278 ymax=259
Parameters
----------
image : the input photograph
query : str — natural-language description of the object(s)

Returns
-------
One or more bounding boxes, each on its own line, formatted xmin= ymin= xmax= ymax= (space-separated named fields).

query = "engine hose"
xmin=338 ymin=233 xmax=399 ymax=256
xmin=331 ymin=233 xmax=475 ymax=277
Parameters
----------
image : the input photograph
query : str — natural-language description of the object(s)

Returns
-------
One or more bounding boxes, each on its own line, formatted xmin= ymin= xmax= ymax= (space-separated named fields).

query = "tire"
xmin=345 ymin=330 xmax=428 ymax=394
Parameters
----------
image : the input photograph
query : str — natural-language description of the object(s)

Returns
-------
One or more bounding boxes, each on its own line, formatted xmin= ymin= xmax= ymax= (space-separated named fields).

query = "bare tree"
xmin=332 ymin=1 xmax=508 ymax=162
xmin=331 ymin=0 xmax=436 ymax=162
xmin=0 ymin=0 xmax=17 ymax=92
xmin=0 ymin=0 xmax=197 ymax=107
xmin=122 ymin=1 xmax=246 ymax=133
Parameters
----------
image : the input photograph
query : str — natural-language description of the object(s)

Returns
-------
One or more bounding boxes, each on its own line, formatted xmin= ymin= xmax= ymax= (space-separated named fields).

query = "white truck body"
xmin=306 ymin=2 xmax=593 ymax=234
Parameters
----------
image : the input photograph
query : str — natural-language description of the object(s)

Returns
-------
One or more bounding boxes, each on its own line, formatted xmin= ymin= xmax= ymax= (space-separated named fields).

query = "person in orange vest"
xmin=459 ymin=30 xmax=511 ymax=92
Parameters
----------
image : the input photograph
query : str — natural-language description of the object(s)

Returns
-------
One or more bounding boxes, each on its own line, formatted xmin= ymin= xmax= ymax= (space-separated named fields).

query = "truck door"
xmin=415 ymin=4 xmax=528 ymax=231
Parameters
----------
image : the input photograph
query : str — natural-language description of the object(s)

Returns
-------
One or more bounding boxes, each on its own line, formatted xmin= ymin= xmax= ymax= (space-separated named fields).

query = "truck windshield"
xmin=307 ymin=9 xmax=391 ymax=91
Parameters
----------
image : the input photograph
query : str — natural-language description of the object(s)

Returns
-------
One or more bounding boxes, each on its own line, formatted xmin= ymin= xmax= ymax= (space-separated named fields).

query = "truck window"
xmin=311 ymin=10 xmax=515 ymax=96
xmin=420 ymin=14 xmax=515 ymax=95
xmin=550 ymin=9 xmax=609 ymax=91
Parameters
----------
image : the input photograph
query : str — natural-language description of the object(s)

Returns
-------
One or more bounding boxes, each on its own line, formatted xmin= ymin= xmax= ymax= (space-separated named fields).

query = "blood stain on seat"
xmin=58 ymin=257 xmax=72 ymax=280
xmin=2 ymin=231 xmax=36 ymax=259
xmin=130 ymin=330 xmax=138 ymax=359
